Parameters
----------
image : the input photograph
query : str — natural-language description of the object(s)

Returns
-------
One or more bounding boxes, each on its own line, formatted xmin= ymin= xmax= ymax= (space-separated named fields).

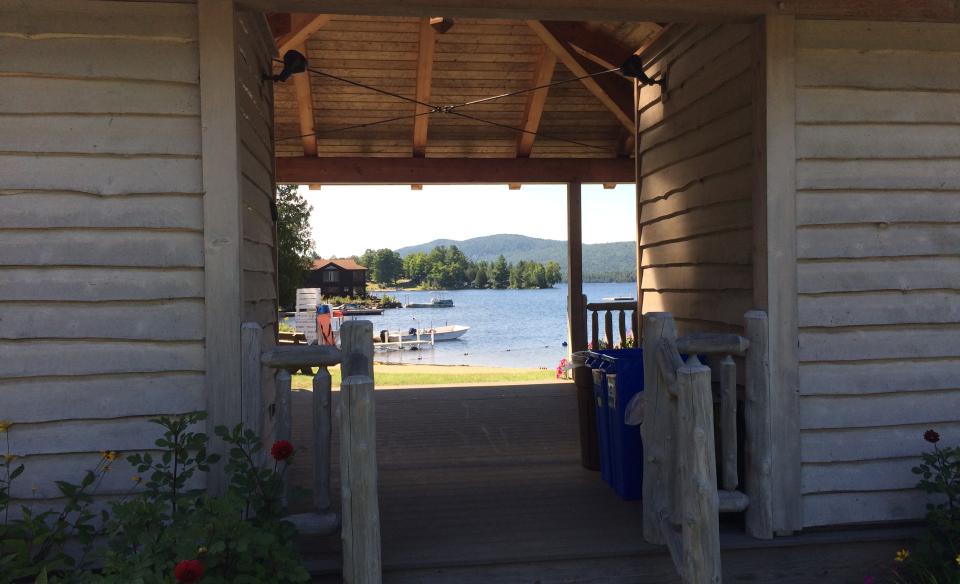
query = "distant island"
xmin=395 ymin=234 xmax=636 ymax=283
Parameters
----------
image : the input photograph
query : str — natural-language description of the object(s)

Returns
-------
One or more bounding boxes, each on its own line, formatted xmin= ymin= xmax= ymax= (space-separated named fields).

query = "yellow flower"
xmin=894 ymin=549 xmax=910 ymax=563
xmin=100 ymin=450 xmax=117 ymax=462
xmin=2 ymin=453 xmax=16 ymax=464
xmin=0 ymin=420 xmax=12 ymax=433
xmin=131 ymin=475 xmax=142 ymax=483
xmin=955 ymin=553 xmax=960 ymax=567
xmin=197 ymin=546 xmax=208 ymax=558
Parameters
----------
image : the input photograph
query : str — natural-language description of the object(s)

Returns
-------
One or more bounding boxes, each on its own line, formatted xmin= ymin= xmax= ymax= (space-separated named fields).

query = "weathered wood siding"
xmin=795 ymin=20 xmax=960 ymax=527
xmin=637 ymin=24 xmax=757 ymax=336
xmin=0 ymin=0 xmax=205 ymax=497
xmin=235 ymin=10 xmax=280 ymax=442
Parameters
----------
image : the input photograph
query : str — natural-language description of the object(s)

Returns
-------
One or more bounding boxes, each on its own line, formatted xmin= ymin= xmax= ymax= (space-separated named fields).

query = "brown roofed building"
xmin=303 ymin=259 xmax=368 ymax=298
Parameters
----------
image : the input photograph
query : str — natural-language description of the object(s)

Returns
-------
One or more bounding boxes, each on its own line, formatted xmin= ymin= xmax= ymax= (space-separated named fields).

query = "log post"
xmin=719 ymin=355 xmax=738 ymax=491
xmin=313 ymin=366 xmax=333 ymax=512
xmin=275 ymin=368 xmax=292 ymax=506
xmin=241 ymin=323 xmax=263 ymax=439
xmin=744 ymin=310 xmax=774 ymax=539
xmin=678 ymin=356 xmax=721 ymax=584
xmin=339 ymin=320 xmax=381 ymax=584
xmin=641 ymin=312 xmax=678 ymax=544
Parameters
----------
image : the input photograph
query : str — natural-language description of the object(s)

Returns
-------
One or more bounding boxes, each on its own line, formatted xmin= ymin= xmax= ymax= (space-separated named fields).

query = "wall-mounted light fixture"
xmin=267 ymin=49 xmax=308 ymax=82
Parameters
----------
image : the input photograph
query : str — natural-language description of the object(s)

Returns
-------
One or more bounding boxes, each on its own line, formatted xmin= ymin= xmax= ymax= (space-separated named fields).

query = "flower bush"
xmin=878 ymin=428 xmax=960 ymax=583
xmin=0 ymin=413 xmax=310 ymax=584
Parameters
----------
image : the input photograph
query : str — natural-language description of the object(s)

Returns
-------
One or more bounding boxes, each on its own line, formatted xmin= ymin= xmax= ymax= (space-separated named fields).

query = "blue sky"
xmin=300 ymin=183 xmax=636 ymax=258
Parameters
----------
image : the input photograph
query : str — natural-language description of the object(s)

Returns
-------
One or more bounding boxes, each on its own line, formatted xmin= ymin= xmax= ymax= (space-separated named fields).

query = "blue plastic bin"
xmin=588 ymin=355 xmax=614 ymax=485
xmin=588 ymin=349 xmax=645 ymax=500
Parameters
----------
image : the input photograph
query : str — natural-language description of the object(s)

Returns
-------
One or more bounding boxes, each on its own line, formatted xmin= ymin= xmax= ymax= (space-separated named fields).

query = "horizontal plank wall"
xmin=795 ymin=20 xmax=960 ymax=527
xmin=636 ymin=24 xmax=757 ymax=336
xmin=235 ymin=9 xmax=280 ymax=446
xmin=0 ymin=0 xmax=205 ymax=498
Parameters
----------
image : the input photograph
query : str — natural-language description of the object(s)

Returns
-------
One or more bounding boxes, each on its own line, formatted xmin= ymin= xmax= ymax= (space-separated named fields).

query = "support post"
xmin=275 ymin=368 xmax=292 ymax=506
xmin=641 ymin=312 xmax=677 ymax=544
xmin=339 ymin=320 xmax=381 ymax=584
xmin=604 ymin=310 xmax=614 ymax=348
xmin=678 ymin=356 xmax=721 ymax=584
xmin=744 ymin=310 xmax=774 ymax=539
xmin=241 ymin=323 xmax=263 ymax=439
xmin=567 ymin=181 xmax=586 ymax=352
xmin=198 ymin=0 xmax=243 ymax=496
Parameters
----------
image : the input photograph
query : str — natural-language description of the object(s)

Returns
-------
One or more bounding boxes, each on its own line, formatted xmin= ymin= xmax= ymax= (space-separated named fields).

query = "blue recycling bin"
xmin=587 ymin=349 xmax=645 ymax=500
xmin=587 ymin=354 xmax=614 ymax=485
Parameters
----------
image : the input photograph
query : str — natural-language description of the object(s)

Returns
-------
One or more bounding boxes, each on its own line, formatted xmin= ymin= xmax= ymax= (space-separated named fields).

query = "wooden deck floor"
xmin=290 ymin=382 xmax=912 ymax=583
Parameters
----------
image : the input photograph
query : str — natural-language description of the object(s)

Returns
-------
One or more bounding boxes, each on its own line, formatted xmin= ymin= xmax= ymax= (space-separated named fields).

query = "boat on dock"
xmin=405 ymin=295 xmax=454 ymax=308
xmin=374 ymin=324 xmax=469 ymax=350
xmin=334 ymin=303 xmax=384 ymax=316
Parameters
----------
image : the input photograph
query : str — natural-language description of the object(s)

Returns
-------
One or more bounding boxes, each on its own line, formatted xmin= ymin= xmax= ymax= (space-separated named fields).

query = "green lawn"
xmin=291 ymin=364 xmax=555 ymax=389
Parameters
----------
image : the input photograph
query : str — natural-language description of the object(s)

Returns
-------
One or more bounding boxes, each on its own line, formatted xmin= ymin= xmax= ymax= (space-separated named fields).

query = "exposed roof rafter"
xmin=526 ymin=20 xmax=635 ymax=131
xmin=412 ymin=17 xmax=437 ymax=158
xmin=516 ymin=45 xmax=557 ymax=158
xmin=276 ymin=13 xmax=332 ymax=55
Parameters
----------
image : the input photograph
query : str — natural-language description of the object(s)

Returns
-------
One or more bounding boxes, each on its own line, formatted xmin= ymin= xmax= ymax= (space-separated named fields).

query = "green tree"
xmin=362 ymin=248 xmax=403 ymax=286
xmin=473 ymin=260 xmax=489 ymax=289
xmin=491 ymin=255 xmax=510 ymax=289
xmin=545 ymin=260 xmax=564 ymax=285
xmin=276 ymin=185 xmax=314 ymax=309
xmin=403 ymin=252 xmax=430 ymax=285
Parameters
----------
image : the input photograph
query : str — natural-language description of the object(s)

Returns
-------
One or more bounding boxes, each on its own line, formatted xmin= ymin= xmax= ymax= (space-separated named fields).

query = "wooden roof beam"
xmin=241 ymin=1 xmax=960 ymax=24
xmin=412 ymin=17 xmax=437 ymax=158
xmin=516 ymin=46 xmax=557 ymax=158
xmin=292 ymin=42 xmax=317 ymax=156
xmin=526 ymin=20 xmax=635 ymax=131
xmin=277 ymin=156 xmax=634 ymax=184
xmin=275 ymin=13 xmax=332 ymax=54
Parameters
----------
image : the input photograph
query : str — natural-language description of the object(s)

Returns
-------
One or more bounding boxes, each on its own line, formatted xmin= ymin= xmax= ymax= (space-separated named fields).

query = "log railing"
xmin=586 ymin=300 xmax=639 ymax=349
xmin=243 ymin=320 xmax=381 ymax=584
xmin=640 ymin=311 xmax=773 ymax=584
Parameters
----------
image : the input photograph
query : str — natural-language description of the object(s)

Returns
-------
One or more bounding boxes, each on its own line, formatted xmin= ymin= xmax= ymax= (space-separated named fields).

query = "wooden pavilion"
xmin=2 ymin=0 xmax=959 ymax=581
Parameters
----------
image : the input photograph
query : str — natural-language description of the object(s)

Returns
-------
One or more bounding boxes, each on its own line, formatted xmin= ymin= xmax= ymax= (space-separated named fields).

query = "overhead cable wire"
xmin=272 ymin=58 xmax=624 ymax=153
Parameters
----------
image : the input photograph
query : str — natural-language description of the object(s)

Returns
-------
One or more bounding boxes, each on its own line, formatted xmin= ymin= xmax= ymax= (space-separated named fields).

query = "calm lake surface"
xmin=354 ymin=282 xmax=637 ymax=369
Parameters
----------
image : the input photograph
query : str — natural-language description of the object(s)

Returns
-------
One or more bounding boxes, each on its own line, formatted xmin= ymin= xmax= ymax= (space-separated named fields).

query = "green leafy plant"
xmin=0 ymin=414 xmax=309 ymax=583
xmin=884 ymin=429 xmax=960 ymax=583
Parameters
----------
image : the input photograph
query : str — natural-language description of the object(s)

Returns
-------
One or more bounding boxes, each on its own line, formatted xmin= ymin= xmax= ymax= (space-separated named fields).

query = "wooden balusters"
xmin=719 ymin=355 xmax=738 ymax=491
xmin=591 ymin=310 xmax=600 ymax=349
xmin=585 ymin=301 xmax=636 ymax=349
xmin=744 ymin=311 xmax=773 ymax=540
xmin=604 ymin=310 xmax=613 ymax=348
xmin=313 ymin=365 xmax=333 ymax=512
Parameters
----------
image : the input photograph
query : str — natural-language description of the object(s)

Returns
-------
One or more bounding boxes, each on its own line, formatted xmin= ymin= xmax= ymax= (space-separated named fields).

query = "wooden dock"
xmin=289 ymin=383 xmax=915 ymax=583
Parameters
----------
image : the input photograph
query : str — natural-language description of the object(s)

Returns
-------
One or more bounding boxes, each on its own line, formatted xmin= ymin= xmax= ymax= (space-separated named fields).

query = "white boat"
xmin=379 ymin=324 xmax=469 ymax=344
xmin=405 ymin=295 xmax=454 ymax=308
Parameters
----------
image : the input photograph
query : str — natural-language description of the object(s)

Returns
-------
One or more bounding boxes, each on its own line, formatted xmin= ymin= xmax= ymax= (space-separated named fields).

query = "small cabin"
xmin=3 ymin=0 xmax=959 ymax=582
xmin=303 ymin=259 xmax=368 ymax=298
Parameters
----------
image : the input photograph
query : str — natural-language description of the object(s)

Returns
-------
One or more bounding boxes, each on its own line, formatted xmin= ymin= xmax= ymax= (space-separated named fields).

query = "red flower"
xmin=271 ymin=439 xmax=294 ymax=461
xmin=174 ymin=559 xmax=205 ymax=583
xmin=924 ymin=429 xmax=940 ymax=444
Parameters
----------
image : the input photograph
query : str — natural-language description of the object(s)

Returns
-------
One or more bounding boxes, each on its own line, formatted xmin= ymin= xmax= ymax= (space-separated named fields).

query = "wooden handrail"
xmin=642 ymin=310 xmax=774 ymax=583
xmin=586 ymin=301 xmax=637 ymax=349
xmin=585 ymin=300 xmax=636 ymax=311
xmin=243 ymin=321 xmax=383 ymax=583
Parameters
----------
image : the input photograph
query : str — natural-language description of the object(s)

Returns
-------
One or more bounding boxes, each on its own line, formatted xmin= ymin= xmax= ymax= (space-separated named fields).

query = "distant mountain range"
xmin=395 ymin=234 xmax=636 ymax=283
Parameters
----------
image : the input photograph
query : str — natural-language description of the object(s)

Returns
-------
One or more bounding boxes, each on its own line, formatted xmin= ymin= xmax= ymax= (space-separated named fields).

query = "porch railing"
xmin=586 ymin=300 xmax=638 ymax=349
xmin=640 ymin=311 xmax=773 ymax=583
xmin=242 ymin=320 xmax=381 ymax=584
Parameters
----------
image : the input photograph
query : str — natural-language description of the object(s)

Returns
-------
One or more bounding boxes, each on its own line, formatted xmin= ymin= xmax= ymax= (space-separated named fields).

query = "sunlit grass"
xmin=291 ymin=364 xmax=555 ymax=388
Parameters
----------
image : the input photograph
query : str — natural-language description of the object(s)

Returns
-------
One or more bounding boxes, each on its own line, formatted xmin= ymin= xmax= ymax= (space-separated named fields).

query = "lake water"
xmin=343 ymin=282 xmax=637 ymax=369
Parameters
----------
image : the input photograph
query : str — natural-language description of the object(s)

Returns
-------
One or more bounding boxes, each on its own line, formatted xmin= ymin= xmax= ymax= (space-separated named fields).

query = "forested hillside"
xmin=396 ymin=234 xmax=635 ymax=282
